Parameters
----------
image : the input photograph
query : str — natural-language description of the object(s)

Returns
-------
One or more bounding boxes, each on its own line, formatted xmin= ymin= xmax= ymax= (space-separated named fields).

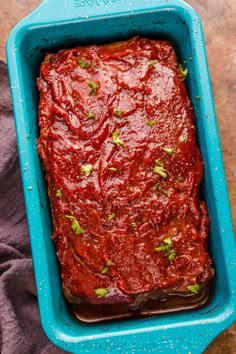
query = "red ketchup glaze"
xmin=37 ymin=37 xmax=214 ymax=306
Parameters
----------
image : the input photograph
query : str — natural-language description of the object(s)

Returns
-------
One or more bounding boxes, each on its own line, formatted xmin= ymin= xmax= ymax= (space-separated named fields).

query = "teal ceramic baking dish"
xmin=6 ymin=0 xmax=236 ymax=353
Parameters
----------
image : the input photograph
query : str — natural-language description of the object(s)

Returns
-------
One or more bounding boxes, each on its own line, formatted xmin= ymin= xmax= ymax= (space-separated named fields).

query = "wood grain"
xmin=1 ymin=0 xmax=235 ymax=353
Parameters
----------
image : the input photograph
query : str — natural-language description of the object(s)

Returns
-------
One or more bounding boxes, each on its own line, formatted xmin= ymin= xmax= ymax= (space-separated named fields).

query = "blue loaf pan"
xmin=6 ymin=0 xmax=236 ymax=353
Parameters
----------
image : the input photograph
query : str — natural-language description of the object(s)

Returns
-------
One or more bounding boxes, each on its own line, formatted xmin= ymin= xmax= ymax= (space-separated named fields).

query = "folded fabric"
xmin=0 ymin=60 xmax=65 ymax=354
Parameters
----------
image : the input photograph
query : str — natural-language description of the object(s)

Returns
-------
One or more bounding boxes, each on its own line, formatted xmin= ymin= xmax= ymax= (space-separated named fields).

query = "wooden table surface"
xmin=1 ymin=0 xmax=235 ymax=353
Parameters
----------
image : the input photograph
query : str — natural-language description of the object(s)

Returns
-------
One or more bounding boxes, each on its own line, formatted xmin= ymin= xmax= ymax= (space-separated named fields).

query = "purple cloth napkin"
xmin=0 ymin=60 xmax=66 ymax=354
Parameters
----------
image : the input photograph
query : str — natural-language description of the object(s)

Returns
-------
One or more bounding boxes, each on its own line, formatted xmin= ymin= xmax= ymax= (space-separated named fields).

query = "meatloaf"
xmin=37 ymin=37 xmax=214 ymax=310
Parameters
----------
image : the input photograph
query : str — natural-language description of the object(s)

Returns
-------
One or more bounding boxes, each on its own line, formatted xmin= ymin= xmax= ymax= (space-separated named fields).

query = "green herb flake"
xmin=65 ymin=215 xmax=85 ymax=235
xmin=155 ymin=244 xmax=168 ymax=253
xmin=163 ymin=189 xmax=170 ymax=196
xmin=179 ymin=135 xmax=187 ymax=143
xmin=112 ymin=130 xmax=125 ymax=147
xmin=130 ymin=222 xmax=137 ymax=227
xmin=154 ymin=166 xmax=167 ymax=178
xmin=161 ymin=147 xmax=175 ymax=156
xmin=155 ymin=182 xmax=162 ymax=190
xmin=101 ymin=260 xmax=113 ymax=274
xmin=107 ymin=167 xmax=117 ymax=172
xmin=27 ymin=186 xmax=33 ymax=192
xmin=88 ymin=80 xmax=99 ymax=95
xmin=81 ymin=164 xmax=93 ymax=177
xmin=78 ymin=58 xmax=89 ymax=69
xmin=179 ymin=64 xmax=188 ymax=80
xmin=150 ymin=59 xmax=158 ymax=68
xmin=87 ymin=111 xmax=95 ymax=119
xmin=101 ymin=265 xmax=108 ymax=274
xmin=155 ymin=237 xmax=176 ymax=262
xmin=167 ymin=249 xmax=177 ymax=261
xmin=56 ymin=189 xmax=63 ymax=198
xmin=108 ymin=212 xmax=115 ymax=221
xmin=155 ymin=238 xmax=171 ymax=252
xmin=155 ymin=244 xmax=166 ymax=252
xmin=147 ymin=119 xmax=156 ymax=127
xmin=187 ymin=284 xmax=200 ymax=294
xmin=113 ymin=108 xmax=124 ymax=117
xmin=155 ymin=160 xmax=164 ymax=167
xmin=94 ymin=288 xmax=110 ymax=297
xmin=153 ymin=160 xmax=167 ymax=178
xmin=195 ymin=95 xmax=201 ymax=101
xmin=163 ymin=237 xmax=172 ymax=246
xmin=177 ymin=176 xmax=183 ymax=182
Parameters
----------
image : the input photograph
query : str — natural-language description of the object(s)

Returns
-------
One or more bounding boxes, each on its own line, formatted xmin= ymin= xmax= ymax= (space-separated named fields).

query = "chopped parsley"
xmin=150 ymin=59 xmax=158 ymax=68
xmin=101 ymin=266 xmax=108 ymax=274
xmin=155 ymin=182 xmax=162 ymax=190
xmin=94 ymin=288 xmax=110 ymax=297
xmin=163 ymin=237 xmax=172 ymax=246
xmin=155 ymin=160 xmax=164 ymax=167
xmin=88 ymin=80 xmax=99 ymax=95
xmin=179 ymin=64 xmax=188 ymax=80
xmin=179 ymin=135 xmax=187 ymax=143
xmin=113 ymin=108 xmax=124 ymax=117
xmin=81 ymin=164 xmax=93 ymax=177
xmin=155 ymin=237 xmax=176 ymax=262
xmin=177 ymin=176 xmax=183 ymax=182
xmin=147 ymin=119 xmax=156 ymax=127
xmin=167 ymin=249 xmax=176 ymax=261
xmin=187 ymin=284 xmax=200 ymax=294
xmin=161 ymin=147 xmax=175 ymax=156
xmin=162 ymin=189 xmax=170 ymax=196
xmin=112 ymin=130 xmax=125 ymax=147
xmin=65 ymin=215 xmax=85 ymax=235
xmin=107 ymin=167 xmax=117 ymax=172
xmin=78 ymin=58 xmax=89 ymax=69
xmin=195 ymin=95 xmax=201 ymax=101
xmin=56 ymin=189 xmax=63 ymax=198
xmin=108 ymin=212 xmax=115 ymax=221
xmin=87 ymin=111 xmax=95 ymax=119
xmin=101 ymin=260 xmax=113 ymax=274
xmin=153 ymin=160 xmax=167 ymax=178
xmin=130 ymin=222 xmax=137 ymax=227
xmin=155 ymin=238 xmax=171 ymax=252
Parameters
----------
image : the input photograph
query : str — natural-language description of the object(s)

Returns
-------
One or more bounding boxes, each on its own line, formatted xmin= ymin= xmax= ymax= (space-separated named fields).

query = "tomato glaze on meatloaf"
xmin=37 ymin=37 xmax=214 ymax=308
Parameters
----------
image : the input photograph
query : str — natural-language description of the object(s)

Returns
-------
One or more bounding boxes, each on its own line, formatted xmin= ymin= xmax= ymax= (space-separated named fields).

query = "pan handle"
xmin=21 ymin=0 xmax=180 ymax=23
